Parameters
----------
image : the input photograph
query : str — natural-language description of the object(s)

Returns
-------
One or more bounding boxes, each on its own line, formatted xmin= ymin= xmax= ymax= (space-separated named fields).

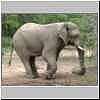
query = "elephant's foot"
xmin=45 ymin=74 xmax=56 ymax=80
xmin=72 ymin=67 xmax=86 ymax=75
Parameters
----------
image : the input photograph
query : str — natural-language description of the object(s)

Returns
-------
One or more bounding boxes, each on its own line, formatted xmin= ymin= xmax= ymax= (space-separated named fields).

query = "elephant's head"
xmin=59 ymin=22 xmax=80 ymax=47
xmin=59 ymin=22 xmax=86 ymax=75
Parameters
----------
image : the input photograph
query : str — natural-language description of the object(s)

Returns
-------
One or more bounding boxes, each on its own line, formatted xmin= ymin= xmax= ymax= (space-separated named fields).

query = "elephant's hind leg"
xmin=18 ymin=55 xmax=33 ymax=78
xmin=29 ymin=56 xmax=39 ymax=78
xmin=15 ymin=49 xmax=34 ymax=78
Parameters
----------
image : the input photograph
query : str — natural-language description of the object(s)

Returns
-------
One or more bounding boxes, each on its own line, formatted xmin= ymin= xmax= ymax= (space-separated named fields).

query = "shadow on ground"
xmin=2 ymin=50 xmax=98 ymax=86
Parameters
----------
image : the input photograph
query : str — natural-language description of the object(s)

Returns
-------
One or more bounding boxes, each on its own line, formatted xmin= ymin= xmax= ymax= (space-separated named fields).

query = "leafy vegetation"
xmin=2 ymin=14 xmax=98 ymax=56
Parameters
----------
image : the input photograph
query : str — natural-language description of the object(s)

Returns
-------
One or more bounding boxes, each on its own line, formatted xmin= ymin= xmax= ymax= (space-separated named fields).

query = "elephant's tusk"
xmin=78 ymin=46 xmax=85 ymax=51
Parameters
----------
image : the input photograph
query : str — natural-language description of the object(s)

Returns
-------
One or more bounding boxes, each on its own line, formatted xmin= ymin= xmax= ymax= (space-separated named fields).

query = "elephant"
xmin=11 ymin=22 xmax=86 ymax=79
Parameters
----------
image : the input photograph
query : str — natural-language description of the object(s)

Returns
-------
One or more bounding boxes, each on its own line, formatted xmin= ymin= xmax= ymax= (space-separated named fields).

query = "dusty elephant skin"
xmin=11 ymin=22 xmax=86 ymax=79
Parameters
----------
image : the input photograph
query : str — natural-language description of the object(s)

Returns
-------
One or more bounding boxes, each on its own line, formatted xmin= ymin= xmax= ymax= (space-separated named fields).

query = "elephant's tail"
xmin=8 ymin=41 xmax=14 ymax=66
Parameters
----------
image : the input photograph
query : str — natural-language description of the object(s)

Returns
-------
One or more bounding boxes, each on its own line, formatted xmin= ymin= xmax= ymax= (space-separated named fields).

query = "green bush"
xmin=2 ymin=14 xmax=97 ymax=51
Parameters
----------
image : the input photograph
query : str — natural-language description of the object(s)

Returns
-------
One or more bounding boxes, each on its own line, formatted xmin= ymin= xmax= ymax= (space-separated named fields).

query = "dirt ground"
xmin=2 ymin=49 xmax=98 ymax=86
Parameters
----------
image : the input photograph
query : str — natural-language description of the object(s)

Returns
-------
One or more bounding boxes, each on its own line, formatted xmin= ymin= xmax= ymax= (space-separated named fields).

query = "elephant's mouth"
xmin=67 ymin=40 xmax=75 ymax=46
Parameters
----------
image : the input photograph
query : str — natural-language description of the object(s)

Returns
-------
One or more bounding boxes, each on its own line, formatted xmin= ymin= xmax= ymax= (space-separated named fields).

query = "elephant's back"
xmin=20 ymin=23 xmax=40 ymax=30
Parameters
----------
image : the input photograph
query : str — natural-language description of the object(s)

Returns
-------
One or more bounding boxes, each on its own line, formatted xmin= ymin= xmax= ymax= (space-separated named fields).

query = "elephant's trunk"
xmin=77 ymin=46 xmax=86 ymax=75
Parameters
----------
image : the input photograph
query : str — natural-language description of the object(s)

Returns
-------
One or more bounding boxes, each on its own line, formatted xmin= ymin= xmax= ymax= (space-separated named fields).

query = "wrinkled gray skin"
xmin=13 ymin=22 xmax=86 ymax=79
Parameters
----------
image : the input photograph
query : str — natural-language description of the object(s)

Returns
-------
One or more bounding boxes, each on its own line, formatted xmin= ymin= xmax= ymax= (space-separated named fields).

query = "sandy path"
xmin=2 ymin=49 xmax=98 ymax=86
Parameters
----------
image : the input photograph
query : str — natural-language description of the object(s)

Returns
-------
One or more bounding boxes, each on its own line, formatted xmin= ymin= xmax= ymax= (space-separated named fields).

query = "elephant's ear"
xmin=58 ymin=23 xmax=69 ymax=44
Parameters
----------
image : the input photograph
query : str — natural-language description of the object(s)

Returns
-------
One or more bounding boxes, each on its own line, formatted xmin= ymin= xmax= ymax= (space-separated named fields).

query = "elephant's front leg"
xmin=73 ymin=46 xmax=86 ymax=75
xmin=43 ymin=50 xmax=57 ymax=79
xmin=46 ymin=63 xmax=57 ymax=79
